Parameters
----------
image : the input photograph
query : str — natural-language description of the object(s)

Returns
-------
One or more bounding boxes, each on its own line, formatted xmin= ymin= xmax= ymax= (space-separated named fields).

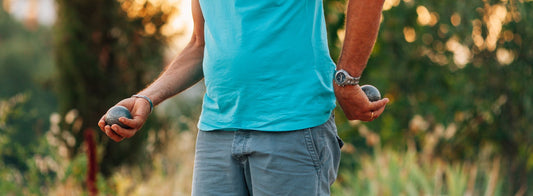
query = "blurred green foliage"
xmin=0 ymin=4 xmax=61 ymax=194
xmin=0 ymin=1 xmax=57 ymax=141
xmin=53 ymin=0 xmax=175 ymax=176
xmin=331 ymin=149 xmax=503 ymax=196
xmin=0 ymin=94 xmax=59 ymax=194
xmin=325 ymin=0 xmax=533 ymax=193
xmin=2 ymin=0 xmax=533 ymax=194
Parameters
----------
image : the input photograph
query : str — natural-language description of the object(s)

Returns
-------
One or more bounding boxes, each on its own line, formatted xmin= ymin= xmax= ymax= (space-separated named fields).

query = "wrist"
xmin=337 ymin=58 xmax=366 ymax=78
xmin=132 ymin=94 xmax=154 ymax=113
xmin=334 ymin=83 xmax=359 ymax=92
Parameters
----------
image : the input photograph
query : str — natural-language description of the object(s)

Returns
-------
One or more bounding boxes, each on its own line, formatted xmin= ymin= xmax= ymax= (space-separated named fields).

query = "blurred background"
xmin=0 ymin=0 xmax=531 ymax=195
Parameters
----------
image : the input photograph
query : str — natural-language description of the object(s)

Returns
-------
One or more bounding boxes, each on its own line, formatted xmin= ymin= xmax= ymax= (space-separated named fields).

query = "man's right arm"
xmin=98 ymin=0 xmax=205 ymax=142
xmin=135 ymin=0 xmax=205 ymax=106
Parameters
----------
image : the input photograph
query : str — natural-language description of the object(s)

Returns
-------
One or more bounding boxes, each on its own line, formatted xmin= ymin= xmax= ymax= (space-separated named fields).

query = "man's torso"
xmin=198 ymin=0 xmax=336 ymax=131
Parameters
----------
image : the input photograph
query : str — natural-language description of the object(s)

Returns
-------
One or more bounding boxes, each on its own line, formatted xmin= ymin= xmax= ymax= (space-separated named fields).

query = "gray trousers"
xmin=191 ymin=114 xmax=343 ymax=196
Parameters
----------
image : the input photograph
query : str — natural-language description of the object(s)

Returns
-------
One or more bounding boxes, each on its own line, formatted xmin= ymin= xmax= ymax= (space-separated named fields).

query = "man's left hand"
xmin=334 ymin=84 xmax=389 ymax=121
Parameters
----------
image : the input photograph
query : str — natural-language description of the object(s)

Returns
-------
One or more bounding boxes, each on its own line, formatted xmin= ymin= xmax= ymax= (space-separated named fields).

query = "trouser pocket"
xmin=336 ymin=135 xmax=344 ymax=149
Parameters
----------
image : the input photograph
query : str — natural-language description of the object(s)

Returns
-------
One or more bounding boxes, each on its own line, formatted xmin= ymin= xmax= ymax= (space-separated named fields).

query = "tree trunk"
xmin=53 ymin=0 xmax=166 ymax=176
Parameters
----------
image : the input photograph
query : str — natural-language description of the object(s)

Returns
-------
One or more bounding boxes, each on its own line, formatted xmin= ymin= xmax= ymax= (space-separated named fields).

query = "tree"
xmin=325 ymin=0 xmax=533 ymax=193
xmin=53 ymin=0 xmax=174 ymax=175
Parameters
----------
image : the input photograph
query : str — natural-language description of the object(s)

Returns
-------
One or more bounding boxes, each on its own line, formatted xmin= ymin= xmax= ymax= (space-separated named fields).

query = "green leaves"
xmin=326 ymin=0 xmax=533 ymax=193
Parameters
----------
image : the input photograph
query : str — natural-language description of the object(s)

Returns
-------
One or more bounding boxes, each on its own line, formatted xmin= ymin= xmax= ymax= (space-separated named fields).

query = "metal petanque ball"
xmin=105 ymin=106 xmax=133 ymax=129
xmin=361 ymin=85 xmax=381 ymax=102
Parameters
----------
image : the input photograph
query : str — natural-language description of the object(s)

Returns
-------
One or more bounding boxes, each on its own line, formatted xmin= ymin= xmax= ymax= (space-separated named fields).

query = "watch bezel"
xmin=335 ymin=71 xmax=347 ymax=84
xmin=334 ymin=69 xmax=360 ymax=86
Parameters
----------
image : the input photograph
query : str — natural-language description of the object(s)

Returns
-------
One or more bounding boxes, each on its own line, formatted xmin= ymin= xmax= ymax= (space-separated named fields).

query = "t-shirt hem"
xmin=197 ymin=111 xmax=333 ymax=132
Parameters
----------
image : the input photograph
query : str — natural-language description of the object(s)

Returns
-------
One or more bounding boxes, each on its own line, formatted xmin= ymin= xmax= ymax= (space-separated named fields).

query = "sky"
xmin=5 ymin=0 xmax=56 ymax=26
xmin=4 ymin=0 xmax=193 ymax=54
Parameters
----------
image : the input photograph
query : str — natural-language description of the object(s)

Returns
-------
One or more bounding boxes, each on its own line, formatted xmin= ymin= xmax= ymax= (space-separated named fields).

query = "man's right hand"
xmin=97 ymin=0 xmax=205 ymax=142
xmin=98 ymin=97 xmax=151 ymax=142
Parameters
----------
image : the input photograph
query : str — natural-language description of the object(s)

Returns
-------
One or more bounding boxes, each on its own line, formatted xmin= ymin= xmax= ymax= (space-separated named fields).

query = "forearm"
xmin=137 ymin=37 xmax=204 ymax=106
xmin=337 ymin=0 xmax=385 ymax=77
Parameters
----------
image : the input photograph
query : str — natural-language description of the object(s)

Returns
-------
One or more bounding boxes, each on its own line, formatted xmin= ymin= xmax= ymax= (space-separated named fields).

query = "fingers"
xmin=99 ymin=112 xmax=129 ymax=142
xmin=98 ymin=116 xmax=106 ymax=132
xmin=109 ymin=117 xmax=141 ymax=138
xmin=104 ymin=125 xmax=124 ymax=142
xmin=368 ymin=98 xmax=389 ymax=111
xmin=119 ymin=117 xmax=140 ymax=130
xmin=99 ymin=112 xmax=121 ymax=141
xmin=111 ymin=124 xmax=136 ymax=139
xmin=366 ymin=105 xmax=386 ymax=121
xmin=104 ymin=123 xmax=137 ymax=142
xmin=99 ymin=97 xmax=148 ymax=142
xmin=361 ymin=111 xmax=375 ymax=122
xmin=99 ymin=114 xmax=124 ymax=141
xmin=100 ymin=116 xmax=137 ymax=142
xmin=366 ymin=98 xmax=389 ymax=121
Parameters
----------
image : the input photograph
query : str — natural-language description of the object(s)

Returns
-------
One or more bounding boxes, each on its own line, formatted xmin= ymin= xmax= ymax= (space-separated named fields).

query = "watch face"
xmin=335 ymin=72 xmax=346 ymax=84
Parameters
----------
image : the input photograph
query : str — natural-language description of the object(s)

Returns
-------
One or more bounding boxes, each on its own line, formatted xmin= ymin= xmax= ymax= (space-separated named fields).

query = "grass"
xmin=83 ymin=130 xmax=503 ymax=196
xmin=40 ymin=104 xmax=504 ymax=195
xmin=331 ymin=147 xmax=503 ymax=196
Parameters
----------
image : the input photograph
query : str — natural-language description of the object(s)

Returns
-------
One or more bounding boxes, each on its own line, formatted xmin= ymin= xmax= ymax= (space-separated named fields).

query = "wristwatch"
xmin=334 ymin=69 xmax=360 ymax=86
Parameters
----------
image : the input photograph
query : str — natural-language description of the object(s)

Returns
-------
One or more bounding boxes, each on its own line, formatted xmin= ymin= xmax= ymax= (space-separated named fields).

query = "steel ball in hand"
xmin=104 ymin=106 xmax=133 ymax=129
xmin=361 ymin=85 xmax=381 ymax=102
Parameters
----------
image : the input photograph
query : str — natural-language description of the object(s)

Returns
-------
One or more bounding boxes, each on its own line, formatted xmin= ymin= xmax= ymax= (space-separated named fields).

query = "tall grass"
xmin=332 ymin=148 xmax=503 ymax=196
xmin=105 ymin=116 xmax=199 ymax=196
xmin=95 ymin=133 xmax=503 ymax=196
xmin=43 ymin=108 xmax=504 ymax=195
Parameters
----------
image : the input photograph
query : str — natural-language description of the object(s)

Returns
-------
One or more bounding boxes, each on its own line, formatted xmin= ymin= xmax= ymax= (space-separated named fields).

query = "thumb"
xmin=369 ymin=98 xmax=389 ymax=111
xmin=119 ymin=116 xmax=145 ymax=130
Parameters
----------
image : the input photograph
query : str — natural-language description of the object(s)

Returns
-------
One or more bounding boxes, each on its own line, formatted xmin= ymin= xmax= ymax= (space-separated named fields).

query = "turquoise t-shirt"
xmin=198 ymin=0 xmax=336 ymax=131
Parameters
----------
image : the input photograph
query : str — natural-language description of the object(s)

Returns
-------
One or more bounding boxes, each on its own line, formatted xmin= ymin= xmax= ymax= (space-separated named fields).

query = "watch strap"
xmin=335 ymin=69 xmax=360 ymax=86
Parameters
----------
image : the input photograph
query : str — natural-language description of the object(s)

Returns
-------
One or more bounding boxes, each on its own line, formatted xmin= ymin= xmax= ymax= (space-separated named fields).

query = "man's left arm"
xmin=334 ymin=0 xmax=389 ymax=121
